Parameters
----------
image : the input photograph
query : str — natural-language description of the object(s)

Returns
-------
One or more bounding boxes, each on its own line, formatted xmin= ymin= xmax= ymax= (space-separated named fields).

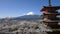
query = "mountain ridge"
xmin=0 ymin=15 xmax=42 ymax=20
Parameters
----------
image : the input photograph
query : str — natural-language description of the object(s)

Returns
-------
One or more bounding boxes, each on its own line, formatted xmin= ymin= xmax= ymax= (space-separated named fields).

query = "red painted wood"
xmin=41 ymin=6 xmax=60 ymax=11
xmin=44 ymin=23 xmax=59 ymax=26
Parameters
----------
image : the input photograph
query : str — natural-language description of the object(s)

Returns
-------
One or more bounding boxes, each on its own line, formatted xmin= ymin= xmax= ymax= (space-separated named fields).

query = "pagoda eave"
xmin=46 ymin=31 xmax=60 ymax=34
xmin=41 ymin=6 xmax=60 ymax=11
xmin=43 ymin=13 xmax=60 ymax=15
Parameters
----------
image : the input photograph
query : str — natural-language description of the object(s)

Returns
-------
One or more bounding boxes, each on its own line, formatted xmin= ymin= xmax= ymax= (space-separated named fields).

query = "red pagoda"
xmin=40 ymin=0 xmax=60 ymax=34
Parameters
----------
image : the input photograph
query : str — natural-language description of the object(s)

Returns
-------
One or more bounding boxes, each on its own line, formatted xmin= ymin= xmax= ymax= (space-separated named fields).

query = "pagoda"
xmin=40 ymin=0 xmax=60 ymax=34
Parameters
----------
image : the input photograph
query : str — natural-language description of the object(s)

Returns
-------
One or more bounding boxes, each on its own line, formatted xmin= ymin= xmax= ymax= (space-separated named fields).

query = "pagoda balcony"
xmin=43 ymin=11 xmax=58 ymax=13
xmin=52 ymin=29 xmax=60 ymax=31
xmin=45 ymin=29 xmax=60 ymax=34
xmin=43 ymin=17 xmax=59 ymax=20
xmin=40 ymin=19 xmax=60 ymax=22
xmin=45 ymin=29 xmax=60 ymax=32
xmin=41 ymin=28 xmax=60 ymax=34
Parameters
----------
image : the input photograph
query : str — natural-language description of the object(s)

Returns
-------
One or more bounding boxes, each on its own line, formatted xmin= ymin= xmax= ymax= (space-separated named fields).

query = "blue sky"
xmin=0 ymin=0 xmax=60 ymax=18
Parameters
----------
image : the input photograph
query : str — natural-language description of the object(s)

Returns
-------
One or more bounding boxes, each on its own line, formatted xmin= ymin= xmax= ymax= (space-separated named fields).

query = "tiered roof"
xmin=41 ymin=6 xmax=60 ymax=11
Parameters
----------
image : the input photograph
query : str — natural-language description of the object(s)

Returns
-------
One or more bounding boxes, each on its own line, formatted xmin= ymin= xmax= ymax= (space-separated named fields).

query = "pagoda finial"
xmin=48 ymin=0 xmax=51 ymax=6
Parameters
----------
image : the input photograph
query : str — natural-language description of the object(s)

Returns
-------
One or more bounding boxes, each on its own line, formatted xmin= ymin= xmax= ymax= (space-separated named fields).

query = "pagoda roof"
xmin=41 ymin=6 xmax=60 ymax=11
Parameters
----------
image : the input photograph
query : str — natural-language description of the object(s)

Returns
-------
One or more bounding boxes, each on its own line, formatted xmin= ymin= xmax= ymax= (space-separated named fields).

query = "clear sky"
xmin=0 ymin=0 xmax=60 ymax=18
